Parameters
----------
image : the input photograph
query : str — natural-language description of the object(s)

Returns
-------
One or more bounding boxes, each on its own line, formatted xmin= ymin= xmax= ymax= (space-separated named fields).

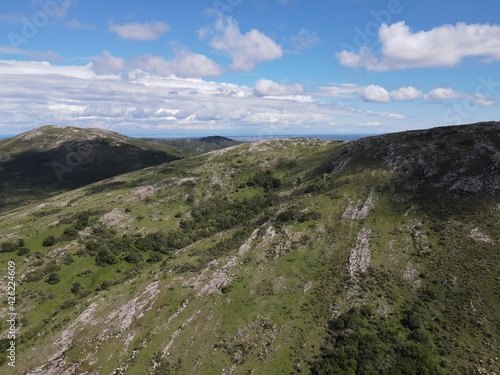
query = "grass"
xmin=0 ymin=124 xmax=499 ymax=374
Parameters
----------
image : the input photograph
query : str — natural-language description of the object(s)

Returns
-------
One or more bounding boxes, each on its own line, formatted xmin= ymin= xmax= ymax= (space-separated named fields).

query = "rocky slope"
xmin=0 ymin=122 xmax=498 ymax=374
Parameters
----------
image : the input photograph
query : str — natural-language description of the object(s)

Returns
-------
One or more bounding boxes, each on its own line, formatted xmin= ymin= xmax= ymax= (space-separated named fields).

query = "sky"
xmin=0 ymin=0 xmax=499 ymax=136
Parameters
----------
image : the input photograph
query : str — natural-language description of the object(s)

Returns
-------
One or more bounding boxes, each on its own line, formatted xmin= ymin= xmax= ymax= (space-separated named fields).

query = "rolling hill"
xmin=0 ymin=122 xmax=498 ymax=374
xmin=0 ymin=126 xmax=239 ymax=212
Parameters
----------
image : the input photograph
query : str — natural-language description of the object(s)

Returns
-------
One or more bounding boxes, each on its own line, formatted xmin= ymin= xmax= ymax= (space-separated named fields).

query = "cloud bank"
xmin=338 ymin=22 xmax=500 ymax=71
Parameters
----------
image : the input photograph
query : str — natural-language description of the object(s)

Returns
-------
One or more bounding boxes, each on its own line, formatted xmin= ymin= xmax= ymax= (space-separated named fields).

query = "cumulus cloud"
xmin=208 ymin=16 xmax=283 ymax=71
xmin=109 ymin=20 xmax=170 ymax=41
xmin=92 ymin=49 xmax=221 ymax=79
xmin=337 ymin=22 xmax=500 ymax=71
xmin=390 ymin=86 xmax=424 ymax=101
xmin=254 ymin=79 xmax=304 ymax=96
xmin=92 ymin=50 xmax=125 ymax=75
xmin=425 ymin=87 xmax=466 ymax=100
xmin=132 ymin=50 xmax=222 ymax=78
xmin=361 ymin=85 xmax=390 ymax=102
xmin=423 ymin=87 xmax=494 ymax=106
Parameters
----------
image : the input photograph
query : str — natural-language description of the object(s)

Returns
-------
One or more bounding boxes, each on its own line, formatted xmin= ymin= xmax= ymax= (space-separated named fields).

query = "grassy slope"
xmin=0 ymin=123 xmax=498 ymax=374
xmin=0 ymin=125 xmax=185 ymax=212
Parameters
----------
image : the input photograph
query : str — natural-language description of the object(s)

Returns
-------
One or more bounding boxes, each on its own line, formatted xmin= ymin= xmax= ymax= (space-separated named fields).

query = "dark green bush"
xmin=16 ymin=247 xmax=30 ymax=256
xmin=47 ymin=273 xmax=60 ymax=284
xmin=42 ymin=235 xmax=56 ymax=247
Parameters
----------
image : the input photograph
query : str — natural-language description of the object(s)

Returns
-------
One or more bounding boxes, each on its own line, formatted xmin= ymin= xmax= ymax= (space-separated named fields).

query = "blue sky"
xmin=0 ymin=0 xmax=499 ymax=136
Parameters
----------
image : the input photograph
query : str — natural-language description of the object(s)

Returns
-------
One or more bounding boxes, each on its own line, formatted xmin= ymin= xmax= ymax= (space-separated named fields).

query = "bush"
xmin=125 ymin=250 xmax=142 ymax=263
xmin=62 ymin=254 xmax=74 ymax=265
xmin=61 ymin=227 xmax=78 ymax=241
xmin=312 ymin=305 xmax=442 ymax=375
xmin=24 ymin=270 xmax=44 ymax=283
xmin=95 ymin=249 xmax=118 ymax=266
xmin=147 ymin=252 xmax=163 ymax=263
xmin=16 ymin=247 xmax=30 ymax=256
xmin=42 ymin=235 xmax=56 ymax=247
xmin=247 ymin=170 xmax=281 ymax=191
xmin=47 ymin=273 xmax=60 ymax=284
xmin=70 ymin=282 xmax=81 ymax=294
xmin=0 ymin=242 xmax=16 ymax=253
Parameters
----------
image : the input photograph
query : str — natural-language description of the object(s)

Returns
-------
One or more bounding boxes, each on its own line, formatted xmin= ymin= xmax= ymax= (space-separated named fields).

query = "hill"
xmin=0 ymin=126 xmax=232 ymax=212
xmin=0 ymin=122 xmax=498 ymax=374
xmin=142 ymin=135 xmax=241 ymax=158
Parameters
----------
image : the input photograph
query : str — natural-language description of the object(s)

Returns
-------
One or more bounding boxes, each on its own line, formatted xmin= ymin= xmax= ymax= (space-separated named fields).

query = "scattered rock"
xmin=348 ymin=228 xmax=372 ymax=276
xmin=469 ymin=228 xmax=493 ymax=244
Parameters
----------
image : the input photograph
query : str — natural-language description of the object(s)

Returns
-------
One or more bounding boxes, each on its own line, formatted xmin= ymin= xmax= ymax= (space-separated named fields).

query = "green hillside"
xmin=0 ymin=122 xmax=498 ymax=374
xmin=0 ymin=127 xmax=242 ymax=213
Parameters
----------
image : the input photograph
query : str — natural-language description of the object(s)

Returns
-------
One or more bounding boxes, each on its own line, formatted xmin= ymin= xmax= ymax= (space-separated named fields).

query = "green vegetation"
xmin=0 ymin=123 xmax=499 ymax=374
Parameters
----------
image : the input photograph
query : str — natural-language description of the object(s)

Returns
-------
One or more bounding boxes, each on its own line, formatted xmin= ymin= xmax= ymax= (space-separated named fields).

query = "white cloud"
xmin=109 ymin=20 xmax=170 ymax=41
xmin=92 ymin=50 xmax=126 ymax=75
xmin=313 ymin=83 xmax=361 ymax=99
xmin=338 ymin=22 xmax=500 ymax=71
xmin=423 ymin=87 xmax=495 ymax=107
xmin=359 ymin=121 xmax=384 ymax=127
xmin=289 ymin=28 xmax=320 ymax=52
xmin=390 ymin=86 xmax=424 ymax=101
xmin=425 ymin=87 xmax=466 ymax=100
xmin=67 ymin=18 xmax=97 ymax=30
xmin=361 ymin=85 xmax=390 ymax=102
xmin=132 ymin=50 xmax=222 ymax=78
xmin=208 ymin=16 xmax=283 ymax=71
xmin=254 ymin=79 xmax=304 ymax=96
xmin=0 ymin=59 xmax=408 ymax=134
xmin=473 ymin=93 xmax=495 ymax=107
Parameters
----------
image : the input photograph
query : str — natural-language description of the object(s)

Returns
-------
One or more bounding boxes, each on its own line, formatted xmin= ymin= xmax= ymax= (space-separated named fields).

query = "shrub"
xmin=147 ymin=252 xmax=163 ymax=263
xmin=0 ymin=242 xmax=16 ymax=253
xmin=24 ymin=270 xmax=44 ymax=283
xmin=95 ymin=249 xmax=118 ymax=266
xmin=70 ymin=282 xmax=81 ymax=294
xmin=16 ymin=247 xmax=30 ymax=256
xmin=47 ymin=273 xmax=60 ymax=285
xmin=125 ymin=250 xmax=142 ymax=263
xmin=42 ymin=235 xmax=56 ymax=247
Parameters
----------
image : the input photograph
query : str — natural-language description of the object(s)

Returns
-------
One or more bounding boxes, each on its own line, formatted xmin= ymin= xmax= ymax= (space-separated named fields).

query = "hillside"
xmin=142 ymin=136 xmax=241 ymax=158
xmin=0 ymin=122 xmax=499 ymax=374
xmin=0 ymin=125 xmax=185 ymax=212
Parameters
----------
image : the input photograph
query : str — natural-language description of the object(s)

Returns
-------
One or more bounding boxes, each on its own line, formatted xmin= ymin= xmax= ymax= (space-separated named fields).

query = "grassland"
xmin=0 ymin=123 xmax=499 ymax=374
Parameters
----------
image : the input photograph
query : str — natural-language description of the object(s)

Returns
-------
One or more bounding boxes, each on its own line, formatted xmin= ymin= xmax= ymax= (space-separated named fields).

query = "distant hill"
xmin=0 ymin=125 xmax=182 ymax=211
xmin=0 ymin=122 xmax=499 ymax=374
xmin=142 ymin=135 xmax=241 ymax=157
